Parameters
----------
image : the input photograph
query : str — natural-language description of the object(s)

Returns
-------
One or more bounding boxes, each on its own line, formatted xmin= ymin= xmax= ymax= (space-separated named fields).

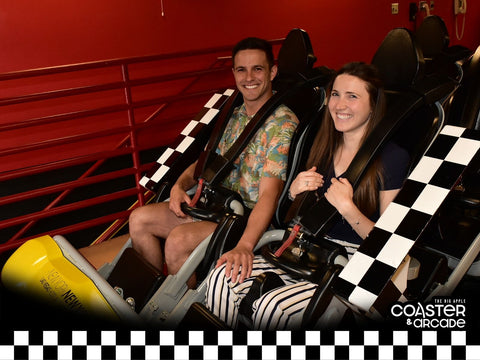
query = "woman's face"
xmin=328 ymin=74 xmax=373 ymax=137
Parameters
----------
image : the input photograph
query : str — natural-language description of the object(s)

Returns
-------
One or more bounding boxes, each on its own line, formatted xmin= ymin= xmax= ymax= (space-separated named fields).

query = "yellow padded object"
xmin=1 ymin=235 xmax=119 ymax=320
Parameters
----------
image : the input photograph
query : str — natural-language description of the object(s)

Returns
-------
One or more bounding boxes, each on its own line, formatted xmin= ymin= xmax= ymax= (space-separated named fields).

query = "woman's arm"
xmin=325 ymin=178 xmax=401 ymax=239
xmin=289 ymin=166 xmax=324 ymax=199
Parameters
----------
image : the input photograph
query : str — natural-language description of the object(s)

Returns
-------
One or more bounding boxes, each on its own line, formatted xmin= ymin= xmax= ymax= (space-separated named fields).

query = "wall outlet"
xmin=391 ymin=2 xmax=399 ymax=14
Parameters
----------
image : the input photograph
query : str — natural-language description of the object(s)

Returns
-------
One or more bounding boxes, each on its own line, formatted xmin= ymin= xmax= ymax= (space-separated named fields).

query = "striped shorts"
xmin=205 ymin=238 xmax=358 ymax=330
xmin=205 ymin=255 xmax=319 ymax=330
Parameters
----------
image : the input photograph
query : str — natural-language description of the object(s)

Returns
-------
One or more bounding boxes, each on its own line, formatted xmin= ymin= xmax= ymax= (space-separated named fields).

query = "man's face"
xmin=232 ymin=49 xmax=277 ymax=112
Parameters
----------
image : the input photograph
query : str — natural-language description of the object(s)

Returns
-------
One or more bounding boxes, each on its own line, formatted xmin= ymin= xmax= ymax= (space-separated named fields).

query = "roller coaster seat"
xmin=290 ymin=27 xmax=457 ymax=242
xmin=446 ymin=45 xmax=480 ymax=131
xmin=415 ymin=15 xmax=472 ymax=78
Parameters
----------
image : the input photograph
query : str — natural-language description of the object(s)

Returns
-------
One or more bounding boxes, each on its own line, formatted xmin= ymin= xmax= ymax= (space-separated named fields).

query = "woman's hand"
xmin=169 ymin=184 xmax=192 ymax=218
xmin=289 ymin=166 xmax=324 ymax=199
xmin=324 ymin=177 xmax=354 ymax=215
xmin=215 ymin=245 xmax=254 ymax=284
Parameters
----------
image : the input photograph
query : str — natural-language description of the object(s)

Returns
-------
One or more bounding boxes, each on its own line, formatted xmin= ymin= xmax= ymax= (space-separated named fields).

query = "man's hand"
xmin=168 ymin=162 xmax=198 ymax=218
xmin=215 ymin=245 xmax=254 ymax=284
xmin=169 ymin=184 xmax=192 ymax=218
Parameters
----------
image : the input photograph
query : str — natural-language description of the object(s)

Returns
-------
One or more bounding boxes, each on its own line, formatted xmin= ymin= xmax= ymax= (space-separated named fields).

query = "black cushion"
xmin=372 ymin=28 xmax=425 ymax=90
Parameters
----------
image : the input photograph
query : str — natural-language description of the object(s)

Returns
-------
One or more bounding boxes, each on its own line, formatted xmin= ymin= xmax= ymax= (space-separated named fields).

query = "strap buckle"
xmin=274 ymin=224 xmax=303 ymax=257
xmin=189 ymin=178 xmax=205 ymax=207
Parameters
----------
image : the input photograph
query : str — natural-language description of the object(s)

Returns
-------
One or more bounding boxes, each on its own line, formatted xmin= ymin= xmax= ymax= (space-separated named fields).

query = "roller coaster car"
xmin=0 ymin=28 xmax=334 ymax=325
xmin=182 ymin=28 xmax=480 ymax=329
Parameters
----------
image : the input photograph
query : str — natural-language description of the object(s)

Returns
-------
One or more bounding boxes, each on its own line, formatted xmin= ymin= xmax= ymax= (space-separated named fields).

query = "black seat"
xmin=275 ymin=27 xmax=318 ymax=86
xmin=285 ymin=28 xmax=457 ymax=240
xmin=445 ymin=45 xmax=480 ymax=130
xmin=194 ymin=28 xmax=334 ymax=281
xmin=415 ymin=15 xmax=450 ymax=60
xmin=261 ymin=28 xmax=457 ymax=328
xmin=415 ymin=15 xmax=472 ymax=78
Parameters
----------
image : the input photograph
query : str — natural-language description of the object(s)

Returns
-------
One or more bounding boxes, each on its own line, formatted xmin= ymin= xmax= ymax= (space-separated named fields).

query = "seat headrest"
xmin=371 ymin=28 xmax=425 ymax=89
xmin=277 ymin=28 xmax=317 ymax=77
xmin=415 ymin=15 xmax=450 ymax=58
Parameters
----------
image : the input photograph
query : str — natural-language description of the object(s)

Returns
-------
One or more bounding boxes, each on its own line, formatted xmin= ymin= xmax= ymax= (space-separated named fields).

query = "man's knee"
xmin=129 ymin=202 xmax=169 ymax=235
xmin=128 ymin=206 xmax=144 ymax=235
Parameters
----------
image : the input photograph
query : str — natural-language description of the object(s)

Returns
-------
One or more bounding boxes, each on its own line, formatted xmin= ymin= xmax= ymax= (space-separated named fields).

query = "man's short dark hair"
xmin=232 ymin=37 xmax=274 ymax=69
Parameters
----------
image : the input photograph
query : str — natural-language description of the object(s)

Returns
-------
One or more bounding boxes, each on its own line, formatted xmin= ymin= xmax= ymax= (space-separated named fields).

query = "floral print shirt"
xmin=216 ymin=103 xmax=299 ymax=209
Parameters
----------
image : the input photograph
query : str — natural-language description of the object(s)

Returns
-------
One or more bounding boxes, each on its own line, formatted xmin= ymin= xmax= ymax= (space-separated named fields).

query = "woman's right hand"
xmin=169 ymin=184 xmax=192 ymax=218
xmin=289 ymin=166 xmax=324 ymax=199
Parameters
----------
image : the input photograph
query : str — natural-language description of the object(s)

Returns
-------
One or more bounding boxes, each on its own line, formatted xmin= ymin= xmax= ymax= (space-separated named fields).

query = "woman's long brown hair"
xmin=306 ymin=62 xmax=387 ymax=217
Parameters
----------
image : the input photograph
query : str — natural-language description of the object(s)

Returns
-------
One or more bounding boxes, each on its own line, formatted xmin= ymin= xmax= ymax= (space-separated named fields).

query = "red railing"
xmin=0 ymin=40 xmax=284 ymax=254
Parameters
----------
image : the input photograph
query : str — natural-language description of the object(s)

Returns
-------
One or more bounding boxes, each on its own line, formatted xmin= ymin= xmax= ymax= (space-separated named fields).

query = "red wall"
xmin=1 ymin=0 xmax=479 ymax=73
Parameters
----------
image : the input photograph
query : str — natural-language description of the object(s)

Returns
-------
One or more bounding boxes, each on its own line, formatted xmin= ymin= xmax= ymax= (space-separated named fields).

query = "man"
xmin=129 ymin=37 xmax=299 ymax=286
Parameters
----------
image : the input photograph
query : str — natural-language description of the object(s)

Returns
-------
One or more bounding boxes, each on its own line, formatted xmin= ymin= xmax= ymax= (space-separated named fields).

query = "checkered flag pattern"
xmin=139 ymin=89 xmax=235 ymax=192
xmin=333 ymin=125 xmax=480 ymax=313
xmin=1 ymin=330 xmax=477 ymax=360
xmin=369 ymin=255 xmax=412 ymax=318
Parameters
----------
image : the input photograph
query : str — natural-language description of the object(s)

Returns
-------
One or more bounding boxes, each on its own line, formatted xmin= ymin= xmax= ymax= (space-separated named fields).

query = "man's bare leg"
xmin=129 ymin=202 xmax=193 ymax=270
xmin=164 ymin=220 xmax=217 ymax=287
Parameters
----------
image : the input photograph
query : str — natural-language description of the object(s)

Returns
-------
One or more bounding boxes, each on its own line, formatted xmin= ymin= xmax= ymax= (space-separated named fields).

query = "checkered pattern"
xmin=139 ymin=89 xmax=235 ymax=192
xmin=1 ymin=330 xmax=477 ymax=360
xmin=333 ymin=125 xmax=480 ymax=313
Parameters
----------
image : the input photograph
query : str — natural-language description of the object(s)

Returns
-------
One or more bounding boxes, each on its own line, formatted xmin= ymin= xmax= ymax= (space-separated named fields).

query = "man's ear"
xmin=270 ymin=64 xmax=278 ymax=81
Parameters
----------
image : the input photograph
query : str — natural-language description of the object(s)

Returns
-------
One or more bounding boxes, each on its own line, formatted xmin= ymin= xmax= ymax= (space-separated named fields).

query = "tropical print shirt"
xmin=216 ymin=103 xmax=299 ymax=209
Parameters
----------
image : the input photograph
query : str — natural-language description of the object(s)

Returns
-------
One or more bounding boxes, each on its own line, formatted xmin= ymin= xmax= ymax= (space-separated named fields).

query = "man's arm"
xmin=169 ymin=161 xmax=199 ymax=217
xmin=215 ymin=176 xmax=284 ymax=283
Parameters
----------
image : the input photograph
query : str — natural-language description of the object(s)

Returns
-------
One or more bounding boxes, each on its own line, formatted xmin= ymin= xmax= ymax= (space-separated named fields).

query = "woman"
xmin=205 ymin=62 xmax=410 ymax=330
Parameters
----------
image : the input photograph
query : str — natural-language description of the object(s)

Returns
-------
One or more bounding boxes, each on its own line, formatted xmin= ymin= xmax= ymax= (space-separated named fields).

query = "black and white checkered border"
xmin=1 ymin=330 xmax=478 ymax=360
xmin=139 ymin=89 xmax=235 ymax=191
xmin=332 ymin=125 xmax=480 ymax=313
